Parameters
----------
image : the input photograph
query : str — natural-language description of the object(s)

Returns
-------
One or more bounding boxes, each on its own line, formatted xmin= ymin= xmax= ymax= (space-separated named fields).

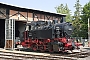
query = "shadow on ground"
xmin=84 ymin=48 xmax=90 ymax=50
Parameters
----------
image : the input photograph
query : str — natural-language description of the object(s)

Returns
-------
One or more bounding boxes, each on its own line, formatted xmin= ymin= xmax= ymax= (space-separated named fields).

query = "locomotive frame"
xmin=16 ymin=18 xmax=82 ymax=53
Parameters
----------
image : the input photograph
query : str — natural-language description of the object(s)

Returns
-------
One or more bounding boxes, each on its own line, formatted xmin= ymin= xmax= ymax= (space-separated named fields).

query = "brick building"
xmin=0 ymin=3 xmax=66 ymax=49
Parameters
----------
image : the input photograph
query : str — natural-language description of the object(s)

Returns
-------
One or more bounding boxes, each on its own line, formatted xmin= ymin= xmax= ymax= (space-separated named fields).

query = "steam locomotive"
xmin=16 ymin=17 xmax=82 ymax=52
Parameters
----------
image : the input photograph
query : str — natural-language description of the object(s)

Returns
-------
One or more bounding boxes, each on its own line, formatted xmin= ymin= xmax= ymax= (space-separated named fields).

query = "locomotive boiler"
xmin=16 ymin=18 xmax=82 ymax=52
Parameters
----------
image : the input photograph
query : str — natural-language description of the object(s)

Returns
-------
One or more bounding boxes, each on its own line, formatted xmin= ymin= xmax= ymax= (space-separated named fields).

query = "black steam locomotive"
xmin=16 ymin=17 xmax=82 ymax=52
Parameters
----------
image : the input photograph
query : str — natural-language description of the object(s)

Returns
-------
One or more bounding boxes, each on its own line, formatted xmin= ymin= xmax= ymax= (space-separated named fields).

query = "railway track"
xmin=0 ymin=49 xmax=89 ymax=60
xmin=51 ymin=51 xmax=90 ymax=59
xmin=0 ymin=51 xmax=73 ymax=60
xmin=0 ymin=50 xmax=62 ymax=60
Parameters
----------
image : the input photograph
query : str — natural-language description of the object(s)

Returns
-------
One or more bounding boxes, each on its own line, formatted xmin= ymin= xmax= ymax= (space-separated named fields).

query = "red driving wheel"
xmin=31 ymin=44 xmax=37 ymax=51
xmin=40 ymin=45 xmax=45 ymax=52
xmin=48 ymin=45 xmax=53 ymax=53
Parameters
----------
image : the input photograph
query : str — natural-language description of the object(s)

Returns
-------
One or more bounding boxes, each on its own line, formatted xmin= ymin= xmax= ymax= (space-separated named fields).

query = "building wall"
xmin=9 ymin=10 xmax=33 ymax=22
xmin=0 ymin=8 xmax=6 ymax=19
xmin=0 ymin=7 xmax=62 ymax=22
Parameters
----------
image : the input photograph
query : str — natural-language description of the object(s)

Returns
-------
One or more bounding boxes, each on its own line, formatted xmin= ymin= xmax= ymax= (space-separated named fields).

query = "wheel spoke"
xmin=31 ymin=44 xmax=37 ymax=51
xmin=48 ymin=45 xmax=53 ymax=53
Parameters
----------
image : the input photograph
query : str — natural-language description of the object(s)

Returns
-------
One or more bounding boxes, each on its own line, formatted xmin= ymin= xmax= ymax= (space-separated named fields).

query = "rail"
xmin=0 ymin=49 xmax=89 ymax=60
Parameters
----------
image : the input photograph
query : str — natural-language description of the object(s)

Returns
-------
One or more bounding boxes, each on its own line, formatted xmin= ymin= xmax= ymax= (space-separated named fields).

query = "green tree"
xmin=82 ymin=1 xmax=90 ymax=24
xmin=81 ymin=1 xmax=90 ymax=38
xmin=73 ymin=0 xmax=82 ymax=20
xmin=55 ymin=4 xmax=72 ymax=22
xmin=72 ymin=0 xmax=82 ymax=37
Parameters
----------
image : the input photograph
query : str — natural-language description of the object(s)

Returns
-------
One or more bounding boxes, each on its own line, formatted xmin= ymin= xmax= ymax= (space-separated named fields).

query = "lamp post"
xmin=88 ymin=18 xmax=90 ymax=47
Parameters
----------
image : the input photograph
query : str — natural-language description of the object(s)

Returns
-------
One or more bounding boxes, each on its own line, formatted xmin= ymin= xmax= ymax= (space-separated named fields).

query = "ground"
xmin=78 ymin=46 xmax=90 ymax=60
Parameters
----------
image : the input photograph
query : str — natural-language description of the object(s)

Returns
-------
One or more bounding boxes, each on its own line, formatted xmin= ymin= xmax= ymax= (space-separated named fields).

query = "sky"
xmin=0 ymin=0 xmax=89 ymax=15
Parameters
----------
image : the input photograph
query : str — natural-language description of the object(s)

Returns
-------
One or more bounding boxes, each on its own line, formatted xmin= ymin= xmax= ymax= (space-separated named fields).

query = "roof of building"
xmin=0 ymin=2 xmax=66 ymax=17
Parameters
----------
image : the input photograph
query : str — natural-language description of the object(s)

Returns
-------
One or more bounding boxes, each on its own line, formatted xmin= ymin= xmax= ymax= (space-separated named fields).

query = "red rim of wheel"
xmin=32 ymin=44 xmax=37 ymax=51
xmin=40 ymin=46 xmax=45 ymax=52
xmin=48 ymin=45 xmax=53 ymax=53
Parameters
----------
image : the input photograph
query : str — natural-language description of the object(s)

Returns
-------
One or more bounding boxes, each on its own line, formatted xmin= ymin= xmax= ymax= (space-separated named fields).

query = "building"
xmin=0 ymin=3 xmax=66 ymax=49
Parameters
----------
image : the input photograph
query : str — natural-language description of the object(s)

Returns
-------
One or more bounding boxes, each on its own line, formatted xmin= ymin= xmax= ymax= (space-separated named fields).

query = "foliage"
xmin=82 ymin=1 xmax=90 ymax=24
xmin=72 ymin=0 xmax=90 ymax=39
xmin=55 ymin=4 xmax=72 ymax=22
xmin=81 ymin=1 xmax=90 ymax=38
xmin=72 ymin=0 xmax=83 ymax=37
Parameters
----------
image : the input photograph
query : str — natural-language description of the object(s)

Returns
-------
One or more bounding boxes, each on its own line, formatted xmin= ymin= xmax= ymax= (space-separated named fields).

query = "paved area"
xmin=0 ymin=48 xmax=50 ymax=56
xmin=80 ymin=46 xmax=90 ymax=52
xmin=0 ymin=46 xmax=90 ymax=60
xmin=78 ymin=46 xmax=90 ymax=60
